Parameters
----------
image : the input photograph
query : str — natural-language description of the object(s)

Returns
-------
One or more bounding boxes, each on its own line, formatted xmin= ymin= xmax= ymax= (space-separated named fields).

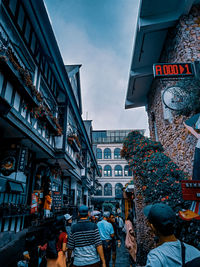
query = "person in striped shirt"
xmin=67 ymin=205 xmax=106 ymax=267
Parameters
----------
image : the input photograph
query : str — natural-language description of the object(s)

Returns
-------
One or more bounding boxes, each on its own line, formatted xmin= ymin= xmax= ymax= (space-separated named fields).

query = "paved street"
xmin=110 ymin=241 xmax=131 ymax=267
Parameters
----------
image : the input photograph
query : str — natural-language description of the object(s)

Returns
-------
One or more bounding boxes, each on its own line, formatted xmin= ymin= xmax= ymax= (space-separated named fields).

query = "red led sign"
xmin=181 ymin=180 xmax=200 ymax=201
xmin=153 ymin=63 xmax=194 ymax=78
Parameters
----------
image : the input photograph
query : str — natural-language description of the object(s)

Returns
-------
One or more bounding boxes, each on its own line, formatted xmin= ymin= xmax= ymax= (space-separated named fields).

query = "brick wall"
xmin=148 ymin=5 xmax=200 ymax=177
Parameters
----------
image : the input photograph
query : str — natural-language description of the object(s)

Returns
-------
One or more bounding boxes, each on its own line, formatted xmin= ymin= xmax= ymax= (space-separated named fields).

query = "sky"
xmin=45 ymin=0 xmax=149 ymax=133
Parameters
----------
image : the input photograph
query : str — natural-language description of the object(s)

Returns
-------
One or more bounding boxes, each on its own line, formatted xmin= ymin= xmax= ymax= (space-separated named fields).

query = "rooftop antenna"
xmin=86 ymin=111 xmax=88 ymax=120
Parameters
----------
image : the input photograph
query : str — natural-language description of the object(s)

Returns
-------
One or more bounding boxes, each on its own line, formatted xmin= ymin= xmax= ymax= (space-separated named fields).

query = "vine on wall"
xmin=121 ymin=131 xmax=200 ymax=251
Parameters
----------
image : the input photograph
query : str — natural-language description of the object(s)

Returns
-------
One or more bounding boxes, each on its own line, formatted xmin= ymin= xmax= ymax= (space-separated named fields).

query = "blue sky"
xmin=45 ymin=0 xmax=149 ymax=133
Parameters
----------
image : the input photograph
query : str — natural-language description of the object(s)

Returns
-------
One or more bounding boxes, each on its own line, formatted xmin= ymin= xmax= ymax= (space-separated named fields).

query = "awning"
xmin=8 ymin=181 xmax=23 ymax=193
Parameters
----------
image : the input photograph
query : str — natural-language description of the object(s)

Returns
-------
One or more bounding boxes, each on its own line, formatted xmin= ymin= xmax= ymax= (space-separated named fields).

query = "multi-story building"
xmin=125 ymin=0 xmax=200 ymax=177
xmin=0 ymin=1 xmax=99 ymax=264
xmin=92 ymin=129 xmax=144 ymax=215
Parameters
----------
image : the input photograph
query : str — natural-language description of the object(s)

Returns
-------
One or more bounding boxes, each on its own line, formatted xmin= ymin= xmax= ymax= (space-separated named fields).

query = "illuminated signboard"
xmin=181 ymin=180 xmax=200 ymax=201
xmin=153 ymin=63 xmax=194 ymax=78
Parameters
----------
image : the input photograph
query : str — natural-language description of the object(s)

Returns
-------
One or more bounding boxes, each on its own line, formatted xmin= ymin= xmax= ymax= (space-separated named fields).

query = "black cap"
xmin=143 ymin=203 xmax=176 ymax=231
xmin=78 ymin=205 xmax=88 ymax=216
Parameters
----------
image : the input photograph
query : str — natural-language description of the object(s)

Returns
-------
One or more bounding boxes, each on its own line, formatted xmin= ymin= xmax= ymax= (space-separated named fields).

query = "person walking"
xmin=46 ymin=222 xmax=67 ymax=267
xmin=115 ymin=214 xmax=124 ymax=239
xmin=67 ymin=205 xmax=106 ymax=267
xmin=109 ymin=213 xmax=121 ymax=267
xmin=97 ymin=211 xmax=114 ymax=267
xmin=125 ymin=215 xmax=137 ymax=267
xmin=144 ymin=203 xmax=200 ymax=267
xmin=64 ymin=213 xmax=73 ymax=236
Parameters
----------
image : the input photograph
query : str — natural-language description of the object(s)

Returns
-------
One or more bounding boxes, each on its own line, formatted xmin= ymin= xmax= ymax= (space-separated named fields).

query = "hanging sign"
xmin=53 ymin=191 xmax=62 ymax=211
xmin=153 ymin=63 xmax=194 ymax=78
xmin=31 ymin=193 xmax=38 ymax=214
xmin=181 ymin=180 xmax=200 ymax=201
xmin=17 ymin=147 xmax=28 ymax=172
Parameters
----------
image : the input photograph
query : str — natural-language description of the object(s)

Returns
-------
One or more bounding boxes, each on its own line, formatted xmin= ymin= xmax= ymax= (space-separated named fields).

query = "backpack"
xmin=46 ymin=238 xmax=58 ymax=259
xmin=181 ymin=242 xmax=200 ymax=267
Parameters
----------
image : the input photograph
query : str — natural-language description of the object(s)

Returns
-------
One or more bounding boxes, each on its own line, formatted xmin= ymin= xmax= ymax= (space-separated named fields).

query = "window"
xmin=104 ymin=165 xmax=112 ymax=177
xmin=17 ymin=5 xmax=25 ymax=30
xmin=9 ymin=0 xmax=17 ymax=15
xmin=104 ymin=183 xmax=112 ymax=196
xmin=95 ymin=185 xmax=102 ymax=196
xmin=124 ymin=165 xmax=132 ymax=176
xmin=98 ymin=165 xmax=102 ymax=176
xmin=114 ymin=148 xmax=121 ymax=159
xmin=114 ymin=165 xmax=122 ymax=176
xmin=97 ymin=148 xmax=102 ymax=159
xmin=25 ymin=20 xmax=31 ymax=42
xmin=115 ymin=183 xmax=123 ymax=197
xmin=104 ymin=148 xmax=111 ymax=159
xmin=31 ymin=32 xmax=36 ymax=54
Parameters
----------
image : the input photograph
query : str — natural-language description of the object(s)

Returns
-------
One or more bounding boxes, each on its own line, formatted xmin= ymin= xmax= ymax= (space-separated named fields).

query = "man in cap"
xmin=64 ymin=213 xmax=73 ymax=236
xmin=144 ymin=203 xmax=200 ymax=267
xmin=97 ymin=211 xmax=114 ymax=267
xmin=67 ymin=205 xmax=106 ymax=267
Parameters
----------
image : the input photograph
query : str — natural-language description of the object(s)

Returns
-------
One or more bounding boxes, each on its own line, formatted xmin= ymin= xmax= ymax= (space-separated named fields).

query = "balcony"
xmin=67 ymin=135 xmax=81 ymax=152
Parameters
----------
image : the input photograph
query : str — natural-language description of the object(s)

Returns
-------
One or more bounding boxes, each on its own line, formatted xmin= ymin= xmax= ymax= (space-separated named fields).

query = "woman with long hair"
xmin=46 ymin=222 xmax=67 ymax=267
xmin=125 ymin=215 xmax=137 ymax=267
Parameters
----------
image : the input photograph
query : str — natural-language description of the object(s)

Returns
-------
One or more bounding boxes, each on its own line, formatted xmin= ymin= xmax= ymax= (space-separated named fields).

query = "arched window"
xmin=104 ymin=165 xmax=112 ymax=176
xmin=115 ymin=183 xmax=123 ymax=197
xmin=96 ymin=148 xmax=102 ymax=159
xmin=124 ymin=165 xmax=132 ymax=176
xmin=98 ymin=165 xmax=102 ymax=176
xmin=104 ymin=148 xmax=111 ymax=159
xmin=114 ymin=165 xmax=122 ymax=176
xmin=114 ymin=148 xmax=121 ymax=159
xmin=95 ymin=184 xmax=102 ymax=196
xmin=104 ymin=183 xmax=112 ymax=196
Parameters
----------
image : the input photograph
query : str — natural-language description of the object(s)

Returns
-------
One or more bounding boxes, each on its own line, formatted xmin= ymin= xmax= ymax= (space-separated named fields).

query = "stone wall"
xmin=148 ymin=5 xmax=200 ymax=177
xmin=134 ymin=176 xmax=154 ymax=266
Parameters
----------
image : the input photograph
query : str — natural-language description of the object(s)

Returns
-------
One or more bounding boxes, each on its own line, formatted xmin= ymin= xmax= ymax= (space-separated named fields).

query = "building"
xmin=92 ymin=129 xmax=144 ymax=215
xmin=125 ymin=0 xmax=200 ymax=177
xmin=0 ymin=1 xmax=99 ymax=264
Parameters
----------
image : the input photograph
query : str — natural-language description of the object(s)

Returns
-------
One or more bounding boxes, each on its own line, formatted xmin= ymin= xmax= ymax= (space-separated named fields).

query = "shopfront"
xmin=0 ymin=141 xmax=31 ymax=232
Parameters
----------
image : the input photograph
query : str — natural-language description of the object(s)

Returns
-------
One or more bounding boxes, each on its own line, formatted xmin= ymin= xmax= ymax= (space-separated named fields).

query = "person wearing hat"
xmin=17 ymin=251 xmax=30 ymax=267
xmin=64 ymin=213 xmax=73 ymax=236
xmin=144 ymin=203 xmax=200 ymax=267
xmin=67 ymin=205 xmax=106 ymax=267
xmin=97 ymin=211 xmax=114 ymax=267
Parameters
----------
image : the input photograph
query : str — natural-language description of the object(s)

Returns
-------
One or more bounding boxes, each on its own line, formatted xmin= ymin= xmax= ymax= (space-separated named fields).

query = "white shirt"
xmin=145 ymin=240 xmax=200 ymax=267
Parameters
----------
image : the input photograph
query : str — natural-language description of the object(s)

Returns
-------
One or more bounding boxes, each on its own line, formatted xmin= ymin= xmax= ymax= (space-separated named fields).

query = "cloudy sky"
xmin=45 ymin=0 xmax=149 ymax=133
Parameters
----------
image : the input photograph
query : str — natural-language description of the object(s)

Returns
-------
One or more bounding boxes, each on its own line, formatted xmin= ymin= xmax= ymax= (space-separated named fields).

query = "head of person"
xmin=78 ymin=205 xmax=89 ymax=219
xmin=127 ymin=214 xmax=133 ymax=223
xmin=143 ymin=203 xmax=176 ymax=237
xmin=109 ymin=212 xmax=115 ymax=223
xmin=64 ymin=213 xmax=72 ymax=224
xmin=103 ymin=211 xmax=110 ymax=221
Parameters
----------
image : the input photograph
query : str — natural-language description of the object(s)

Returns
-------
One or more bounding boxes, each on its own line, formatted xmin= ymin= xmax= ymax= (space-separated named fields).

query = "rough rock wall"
xmin=148 ymin=5 xmax=200 ymax=177
xmin=134 ymin=176 xmax=154 ymax=266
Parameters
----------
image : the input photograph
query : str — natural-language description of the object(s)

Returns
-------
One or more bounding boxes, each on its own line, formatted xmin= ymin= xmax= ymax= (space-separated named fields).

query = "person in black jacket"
xmin=109 ymin=213 xmax=121 ymax=267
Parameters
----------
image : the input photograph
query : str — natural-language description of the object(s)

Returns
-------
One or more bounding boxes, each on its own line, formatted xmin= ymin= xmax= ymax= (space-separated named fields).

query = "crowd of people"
xmin=17 ymin=203 xmax=200 ymax=267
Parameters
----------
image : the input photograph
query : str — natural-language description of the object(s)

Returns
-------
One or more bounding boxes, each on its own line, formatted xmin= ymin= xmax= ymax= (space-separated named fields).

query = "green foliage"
xmin=121 ymin=131 xmax=200 ymax=249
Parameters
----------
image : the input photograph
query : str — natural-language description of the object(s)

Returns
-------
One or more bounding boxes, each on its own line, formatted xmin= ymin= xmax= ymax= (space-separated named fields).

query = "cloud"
xmin=45 ymin=0 xmax=149 ymax=133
